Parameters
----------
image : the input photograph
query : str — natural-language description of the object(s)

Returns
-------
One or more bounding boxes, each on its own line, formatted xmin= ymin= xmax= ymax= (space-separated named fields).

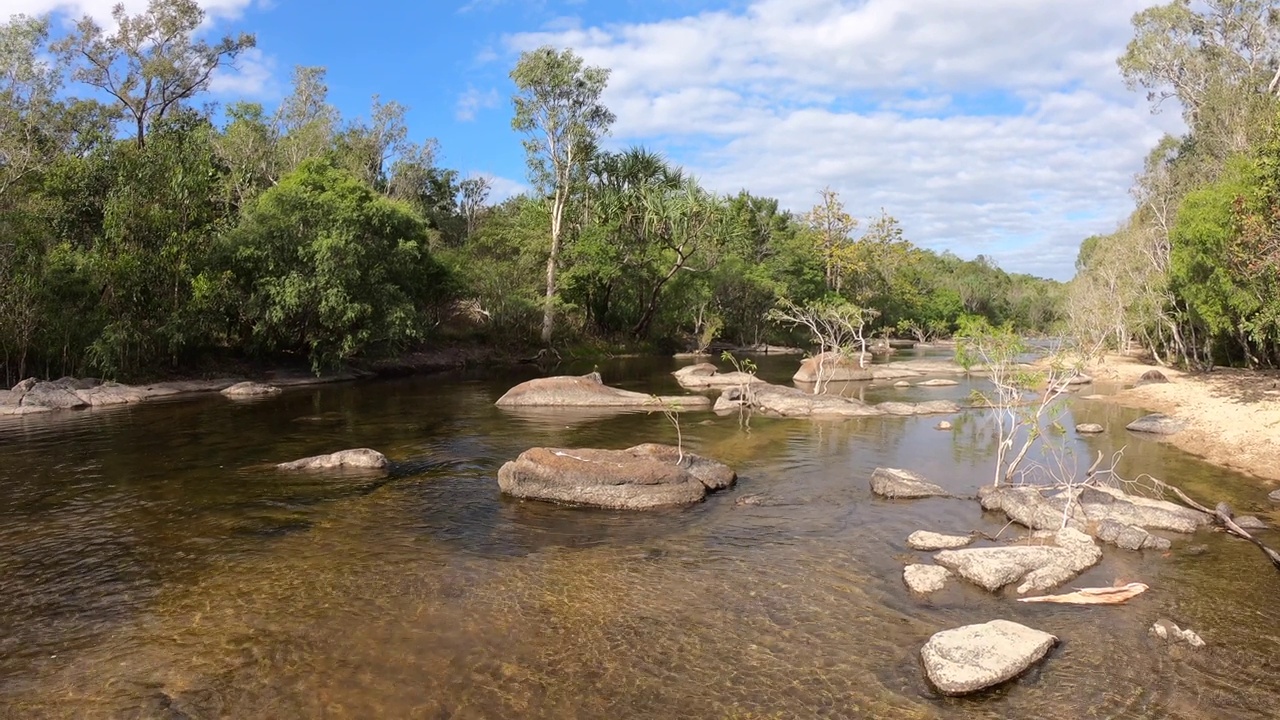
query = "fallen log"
xmin=1145 ymin=476 xmax=1280 ymax=570
xmin=1017 ymin=582 xmax=1148 ymax=605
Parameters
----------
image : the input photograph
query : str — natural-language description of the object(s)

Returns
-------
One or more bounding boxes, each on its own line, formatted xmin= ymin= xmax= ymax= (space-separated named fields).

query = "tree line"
xmin=0 ymin=0 xmax=1061 ymax=383
xmin=1072 ymin=0 xmax=1280 ymax=369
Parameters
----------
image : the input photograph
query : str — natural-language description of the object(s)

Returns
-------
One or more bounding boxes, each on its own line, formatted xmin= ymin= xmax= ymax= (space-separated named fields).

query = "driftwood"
xmin=1145 ymin=476 xmax=1280 ymax=570
xmin=1017 ymin=582 xmax=1149 ymax=605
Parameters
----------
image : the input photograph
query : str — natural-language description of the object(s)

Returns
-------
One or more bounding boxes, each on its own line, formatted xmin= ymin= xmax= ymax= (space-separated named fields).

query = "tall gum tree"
xmin=55 ymin=0 xmax=255 ymax=147
xmin=510 ymin=46 xmax=614 ymax=345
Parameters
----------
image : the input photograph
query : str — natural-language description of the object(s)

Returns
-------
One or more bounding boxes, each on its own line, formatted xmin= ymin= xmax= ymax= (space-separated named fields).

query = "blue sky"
xmin=12 ymin=0 xmax=1183 ymax=279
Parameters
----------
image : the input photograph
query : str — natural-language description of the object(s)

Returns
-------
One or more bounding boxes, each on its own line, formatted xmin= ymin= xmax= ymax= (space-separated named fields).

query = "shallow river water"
xmin=1 ymin=352 xmax=1278 ymax=719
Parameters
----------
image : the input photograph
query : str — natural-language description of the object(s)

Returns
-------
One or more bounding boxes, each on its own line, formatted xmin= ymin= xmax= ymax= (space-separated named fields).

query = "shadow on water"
xmin=0 ymin=352 xmax=1277 ymax=718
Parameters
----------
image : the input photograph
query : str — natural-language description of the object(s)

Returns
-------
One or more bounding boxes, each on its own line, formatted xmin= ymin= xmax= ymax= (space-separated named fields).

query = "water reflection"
xmin=0 ymin=352 xmax=1277 ymax=718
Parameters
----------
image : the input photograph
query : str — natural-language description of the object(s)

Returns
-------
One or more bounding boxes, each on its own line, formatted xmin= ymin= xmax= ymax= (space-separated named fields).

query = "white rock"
xmin=934 ymin=528 xmax=1102 ymax=594
xmin=1075 ymin=423 xmax=1105 ymax=434
xmin=222 ymin=381 xmax=282 ymax=398
xmin=278 ymin=448 xmax=389 ymax=471
xmin=921 ymin=619 xmax=1058 ymax=695
xmin=869 ymin=468 xmax=949 ymax=499
xmin=908 ymin=531 xmax=973 ymax=551
xmin=916 ymin=378 xmax=959 ymax=387
xmin=903 ymin=564 xmax=951 ymax=594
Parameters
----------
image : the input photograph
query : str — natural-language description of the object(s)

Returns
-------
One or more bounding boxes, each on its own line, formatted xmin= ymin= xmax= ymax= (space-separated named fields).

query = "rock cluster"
xmin=933 ymin=528 xmax=1103 ymax=594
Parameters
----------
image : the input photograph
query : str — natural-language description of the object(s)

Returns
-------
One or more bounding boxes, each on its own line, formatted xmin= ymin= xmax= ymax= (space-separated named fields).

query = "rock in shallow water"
xmin=497 ymin=443 xmax=735 ymax=510
xmin=920 ymin=619 xmax=1058 ymax=695
xmin=908 ymin=531 xmax=973 ymax=551
xmin=916 ymin=378 xmax=959 ymax=387
xmin=1150 ymin=619 xmax=1205 ymax=648
xmin=278 ymin=448 xmax=389 ymax=471
xmin=903 ymin=564 xmax=951 ymax=594
xmin=870 ymin=468 xmax=949 ymax=499
xmin=1269 ymin=489 xmax=1280 ymax=503
xmin=1126 ymin=413 xmax=1185 ymax=435
xmin=221 ymin=381 xmax=282 ymax=398
xmin=1075 ymin=423 xmax=1105 ymax=434
xmin=497 ymin=372 xmax=710 ymax=409
xmin=934 ymin=528 xmax=1102 ymax=594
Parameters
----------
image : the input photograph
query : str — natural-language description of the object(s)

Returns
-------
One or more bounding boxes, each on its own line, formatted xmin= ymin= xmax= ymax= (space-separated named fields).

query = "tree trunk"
xmin=541 ymin=190 xmax=564 ymax=345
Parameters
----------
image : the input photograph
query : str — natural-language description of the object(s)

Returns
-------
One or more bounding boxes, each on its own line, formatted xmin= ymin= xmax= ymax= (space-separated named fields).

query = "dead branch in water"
xmin=1141 ymin=475 xmax=1280 ymax=570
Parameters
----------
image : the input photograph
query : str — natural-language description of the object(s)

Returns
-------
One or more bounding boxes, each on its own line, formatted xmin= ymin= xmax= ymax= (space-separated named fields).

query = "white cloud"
xmin=502 ymin=0 xmax=1186 ymax=279
xmin=208 ymin=45 xmax=275 ymax=98
xmin=455 ymin=86 xmax=501 ymax=122
xmin=480 ymin=173 xmax=528 ymax=203
xmin=6 ymin=0 xmax=258 ymax=25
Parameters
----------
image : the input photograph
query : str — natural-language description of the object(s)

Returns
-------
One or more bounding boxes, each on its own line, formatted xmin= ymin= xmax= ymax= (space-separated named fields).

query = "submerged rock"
xmin=496 ymin=372 xmax=710 ymax=409
xmin=875 ymin=400 xmax=961 ymax=416
xmin=221 ymin=381 xmax=282 ymax=398
xmin=934 ymin=527 xmax=1102 ymax=594
xmin=921 ymin=619 xmax=1058 ymax=696
xmin=671 ymin=363 xmax=761 ymax=390
xmin=870 ymin=468 xmax=950 ymax=499
xmin=278 ymin=448 xmax=389 ymax=471
xmin=1150 ymin=619 xmax=1205 ymax=648
xmin=1126 ymin=413 xmax=1185 ymax=435
xmin=978 ymin=483 xmax=1208 ymax=551
xmin=1233 ymin=515 xmax=1268 ymax=530
xmin=903 ymin=564 xmax=951 ymax=594
xmin=497 ymin=443 xmax=735 ymax=510
xmin=908 ymin=531 xmax=973 ymax=551
xmin=1075 ymin=423 xmax=1105 ymax=434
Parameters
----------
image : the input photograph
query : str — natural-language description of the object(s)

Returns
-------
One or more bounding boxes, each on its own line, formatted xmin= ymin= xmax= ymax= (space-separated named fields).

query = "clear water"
xmin=1 ymin=353 xmax=1277 ymax=719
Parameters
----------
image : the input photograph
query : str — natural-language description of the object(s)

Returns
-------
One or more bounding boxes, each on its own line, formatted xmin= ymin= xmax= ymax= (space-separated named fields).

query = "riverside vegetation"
xmin=1 ymin=0 xmax=1061 ymax=387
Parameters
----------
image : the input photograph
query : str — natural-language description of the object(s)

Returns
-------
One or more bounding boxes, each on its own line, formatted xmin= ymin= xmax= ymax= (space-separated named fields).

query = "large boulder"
xmin=19 ymin=381 xmax=89 ymax=410
xmin=978 ymin=483 xmax=1208 ymax=551
xmin=1126 ymin=413 xmax=1185 ymax=435
xmin=497 ymin=443 xmax=735 ymax=509
xmin=278 ymin=448 xmax=389 ymax=471
xmin=496 ymin=372 xmax=710 ymax=409
xmin=921 ymin=620 xmax=1058 ymax=696
xmin=871 ymin=468 xmax=950 ymax=499
xmin=222 ymin=381 xmax=282 ymax=398
xmin=671 ymin=363 xmax=761 ymax=390
xmin=934 ymin=527 xmax=1102 ymax=594
xmin=793 ymin=352 xmax=873 ymax=384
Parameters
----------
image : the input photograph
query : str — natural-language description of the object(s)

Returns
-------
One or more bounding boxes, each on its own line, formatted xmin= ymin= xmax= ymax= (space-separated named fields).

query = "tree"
xmin=0 ymin=14 xmax=64 ymax=200
xmin=806 ymin=187 xmax=857 ymax=292
xmin=55 ymin=0 xmax=255 ymax=147
xmin=510 ymin=46 xmax=615 ymax=344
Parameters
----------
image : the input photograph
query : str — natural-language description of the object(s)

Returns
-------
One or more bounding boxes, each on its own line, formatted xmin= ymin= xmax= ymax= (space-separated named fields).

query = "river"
xmin=1 ymin=352 xmax=1277 ymax=719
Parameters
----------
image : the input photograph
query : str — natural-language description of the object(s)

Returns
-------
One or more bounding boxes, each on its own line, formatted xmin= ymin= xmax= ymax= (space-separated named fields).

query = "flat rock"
xmin=1127 ymin=413 xmax=1185 ymax=435
xmin=870 ymin=468 xmax=949 ymax=499
xmin=916 ymin=378 xmax=959 ymax=387
xmin=903 ymin=564 xmax=951 ymax=594
xmin=1150 ymin=619 xmax=1205 ymax=648
xmin=497 ymin=443 xmax=735 ymax=510
xmin=908 ymin=531 xmax=973 ymax=551
xmin=978 ymin=483 xmax=1208 ymax=551
xmin=497 ymin=372 xmax=710 ymax=409
xmin=221 ymin=381 xmax=282 ymax=398
xmin=934 ymin=527 xmax=1102 ymax=594
xmin=713 ymin=380 xmax=959 ymax=419
xmin=278 ymin=448 xmax=389 ymax=471
xmin=921 ymin=619 xmax=1058 ymax=696
xmin=671 ymin=363 xmax=761 ymax=389
xmin=1075 ymin=423 xmax=1105 ymax=434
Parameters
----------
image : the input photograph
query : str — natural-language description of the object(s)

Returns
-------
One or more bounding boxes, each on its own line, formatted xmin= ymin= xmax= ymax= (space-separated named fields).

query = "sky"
xmin=6 ymin=0 xmax=1186 ymax=280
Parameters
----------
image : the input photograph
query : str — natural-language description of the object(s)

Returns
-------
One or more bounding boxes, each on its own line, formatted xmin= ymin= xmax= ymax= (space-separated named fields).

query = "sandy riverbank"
xmin=1083 ymin=354 xmax=1280 ymax=486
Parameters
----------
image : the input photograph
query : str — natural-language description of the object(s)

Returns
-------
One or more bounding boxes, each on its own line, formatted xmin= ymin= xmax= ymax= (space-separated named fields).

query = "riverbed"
xmin=1 ymin=353 xmax=1277 ymax=718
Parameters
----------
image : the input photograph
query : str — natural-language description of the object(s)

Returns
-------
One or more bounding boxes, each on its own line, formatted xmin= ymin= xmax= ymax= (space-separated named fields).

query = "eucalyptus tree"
xmin=55 ymin=0 xmax=255 ymax=147
xmin=510 ymin=46 xmax=615 ymax=344
xmin=0 ymin=14 xmax=63 ymax=200
xmin=805 ymin=187 xmax=858 ymax=292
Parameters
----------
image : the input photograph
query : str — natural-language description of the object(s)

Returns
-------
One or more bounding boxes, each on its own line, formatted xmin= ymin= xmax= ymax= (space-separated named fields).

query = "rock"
xmin=712 ymin=380 xmax=960 ymax=419
xmin=1137 ymin=369 xmax=1169 ymax=385
xmin=496 ymin=443 xmax=735 ymax=510
xmin=792 ymin=352 xmax=873 ymax=383
xmin=874 ymin=400 xmax=962 ymax=416
xmin=221 ymin=381 xmax=282 ymax=398
xmin=870 ymin=468 xmax=949 ymax=499
xmin=1150 ymin=619 xmax=1205 ymax=648
xmin=908 ymin=531 xmax=973 ymax=551
xmin=671 ymin=363 xmax=761 ymax=390
xmin=19 ymin=381 xmax=89 ymax=410
xmin=73 ymin=382 xmax=155 ymax=406
xmin=916 ymin=378 xmax=959 ymax=387
xmin=1066 ymin=374 xmax=1093 ymax=385
xmin=894 ymin=380 xmax=912 ymax=388
xmin=1183 ymin=544 xmax=1209 ymax=556
xmin=978 ymin=483 xmax=1208 ymax=550
xmin=1126 ymin=413 xmax=1185 ymax=435
xmin=1075 ymin=423 xmax=1105 ymax=434
xmin=496 ymin=372 xmax=711 ymax=409
xmin=920 ymin=620 xmax=1058 ymax=696
xmin=1233 ymin=515 xmax=1268 ymax=530
xmin=12 ymin=378 xmax=37 ymax=393
xmin=934 ymin=528 xmax=1102 ymax=594
xmin=935 ymin=420 xmax=953 ymax=430
xmin=1269 ymin=489 xmax=1280 ymax=503
xmin=903 ymin=564 xmax=951 ymax=593
xmin=278 ymin=448 xmax=389 ymax=471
